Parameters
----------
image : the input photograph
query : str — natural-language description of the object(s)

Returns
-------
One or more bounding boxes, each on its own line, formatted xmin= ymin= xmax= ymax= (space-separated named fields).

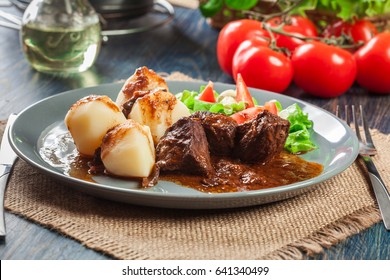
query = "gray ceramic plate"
xmin=9 ymin=81 xmax=359 ymax=209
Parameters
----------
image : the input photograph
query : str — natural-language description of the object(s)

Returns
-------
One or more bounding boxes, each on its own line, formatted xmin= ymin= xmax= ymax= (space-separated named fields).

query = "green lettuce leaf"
xmin=279 ymin=104 xmax=317 ymax=153
xmin=175 ymin=89 xmax=246 ymax=116
xmin=175 ymin=90 xmax=198 ymax=110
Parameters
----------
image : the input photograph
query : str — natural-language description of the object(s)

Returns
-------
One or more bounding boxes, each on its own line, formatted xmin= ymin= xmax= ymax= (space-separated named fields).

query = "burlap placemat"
xmin=2 ymin=74 xmax=389 ymax=260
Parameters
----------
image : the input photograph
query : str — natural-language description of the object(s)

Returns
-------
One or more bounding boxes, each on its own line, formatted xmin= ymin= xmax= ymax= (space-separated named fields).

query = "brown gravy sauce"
xmin=67 ymin=151 xmax=323 ymax=194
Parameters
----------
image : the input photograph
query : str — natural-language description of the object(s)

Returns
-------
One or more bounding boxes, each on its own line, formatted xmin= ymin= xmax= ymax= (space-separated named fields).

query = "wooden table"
xmin=0 ymin=4 xmax=389 ymax=260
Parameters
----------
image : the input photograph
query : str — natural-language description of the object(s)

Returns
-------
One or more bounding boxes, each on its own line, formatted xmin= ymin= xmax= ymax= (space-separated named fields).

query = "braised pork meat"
xmin=154 ymin=117 xmax=214 ymax=177
xmin=233 ymin=110 xmax=290 ymax=164
xmin=190 ymin=111 xmax=237 ymax=156
xmin=143 ymin=110 xmax=291 ymax=188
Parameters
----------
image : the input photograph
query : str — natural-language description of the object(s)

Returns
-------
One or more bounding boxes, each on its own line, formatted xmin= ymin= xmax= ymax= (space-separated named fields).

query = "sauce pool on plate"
xmin=40 ymin=131 xmax=323 ymax=194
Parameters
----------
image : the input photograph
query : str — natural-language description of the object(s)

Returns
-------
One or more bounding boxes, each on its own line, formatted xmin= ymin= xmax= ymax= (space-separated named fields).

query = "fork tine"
xmin=336 ymin=105 xmax=350 ymax=125
xmin=351 ymin=105 xmax=363 ymax=142
xmin=345 ymin=105 xmax=350 ymax=126
xmin=359 ymin=105 xmax=376 ymax=150
xmin=336 ymin=105 xmax=340 ymax=118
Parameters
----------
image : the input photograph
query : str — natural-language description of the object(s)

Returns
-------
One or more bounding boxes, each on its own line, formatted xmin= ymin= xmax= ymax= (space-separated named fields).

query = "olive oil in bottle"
xmin=22 ymin=23 xmax=101 ymax=73
xmin=21 ymin=0 xmax=101 ymax=74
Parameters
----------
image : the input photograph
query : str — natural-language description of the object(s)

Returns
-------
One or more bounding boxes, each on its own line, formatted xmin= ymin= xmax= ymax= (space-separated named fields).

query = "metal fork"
xmin=337 ymin=105 xmax=390 ymax=230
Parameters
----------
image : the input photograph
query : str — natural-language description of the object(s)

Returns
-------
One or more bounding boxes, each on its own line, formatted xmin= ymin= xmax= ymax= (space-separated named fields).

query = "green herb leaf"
xmin=289 ymin=0 xmax=388 ymax=21
xmin=225 ymin=0 xmax=259 ymax=10
xmin=199 ymin=0 xmax=224 ymax=17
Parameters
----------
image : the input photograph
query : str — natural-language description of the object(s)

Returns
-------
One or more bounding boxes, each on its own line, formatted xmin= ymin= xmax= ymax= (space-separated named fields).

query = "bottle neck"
xmin=22 ymin=0 xmax=99 ymax=29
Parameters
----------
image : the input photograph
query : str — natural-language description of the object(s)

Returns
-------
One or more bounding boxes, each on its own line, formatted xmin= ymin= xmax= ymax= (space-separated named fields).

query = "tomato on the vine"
xmin=273 ymin=25 xmax=306 ymax=54
xmin=291 ymin=41 xmax=357 ymax=98
xmin=217 ymin=19 xmax=269 ymax=76
xmin=354 ymin=32 xmax=390 ymax=94
xmin=322 ymin=19 xmax=378 ymax=44
xmin=289 ymin=16 xmax=318 ymax=37
xmin=267 ymin=15 xmax=318 ymax=37
xmin=232 ymin=40 xmax=293 ymax=93
xmin=349 ymin=20 xmax=378 ymax=43
xmin=266 ymin=16 xmax=318 ymax=54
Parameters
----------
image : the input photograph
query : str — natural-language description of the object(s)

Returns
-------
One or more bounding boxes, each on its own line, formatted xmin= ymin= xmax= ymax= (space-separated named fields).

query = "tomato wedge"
xmin=236 ymin=73 xmax=254 ymax=108
xmin=231 ymin=106 xmax=264 ymax=124
xmin=198 ymin=81 xmax=216 ymax=103
xmin=264 ymin=101 xmax=278 ymax=115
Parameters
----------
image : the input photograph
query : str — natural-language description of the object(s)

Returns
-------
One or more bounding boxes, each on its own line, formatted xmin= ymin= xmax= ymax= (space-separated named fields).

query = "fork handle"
xmin=363 ymin=157 xmax=390 ymax=230
xmin=0 ymin=166 xmax=12 ymax=237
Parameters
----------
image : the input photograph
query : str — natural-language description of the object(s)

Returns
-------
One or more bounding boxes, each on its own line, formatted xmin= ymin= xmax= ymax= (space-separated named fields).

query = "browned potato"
xmin=116 ymin=66 xmax=168 ymax=116
xmin=100 ymin=119 xmax=155 ymax=178
xmin=65 ymin=95 xmax=126 ymax=156
xmin=129 ymin=89 xmax=190 ymax=144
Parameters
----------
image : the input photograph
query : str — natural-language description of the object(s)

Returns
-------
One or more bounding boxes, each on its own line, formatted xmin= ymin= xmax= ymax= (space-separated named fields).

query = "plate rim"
xmin=8 ymin=81 xmax=360 ymax=206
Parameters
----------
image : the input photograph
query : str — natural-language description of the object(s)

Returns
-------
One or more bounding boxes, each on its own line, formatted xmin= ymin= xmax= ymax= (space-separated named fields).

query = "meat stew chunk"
xmin=155 ymin=117 xmax=214 ymax=177
xmin=234 ymin=110 xmax=290 ymax=163
xmin=190 ymin=111 xmax=237 ymax=156
xmin=144 ymin=110 xmax=290 ymax=188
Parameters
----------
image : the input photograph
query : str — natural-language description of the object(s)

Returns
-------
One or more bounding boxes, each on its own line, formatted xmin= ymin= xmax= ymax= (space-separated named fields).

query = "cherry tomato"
xmin=289 ymin=16 xmax=318 ymax=37
xmin=322 ymin=20 xmax=343 ymax=38
xmin=273 ymin=25 xmax=306 ymax=54
xmin=268 ymin=15 xmax=318 ymax=37
xmin=198 ymin=81 xmax=216 ymax=102
xmin=291 ymin=41 xmax=357 ymax=98
xmin=236 ymin=73 xmax=255 ymax=108
xmin=350 ymin=20 xmax=378 ymax=43
xmin=322 ymin=19 xmax=378 ymax=44
xmin=354 ymin=32 xmax=390 ymax=94
xmin=217 ymin=19 xmax=269 ymax=76
xmin=232 ymin=40 xmax=293 ymax=93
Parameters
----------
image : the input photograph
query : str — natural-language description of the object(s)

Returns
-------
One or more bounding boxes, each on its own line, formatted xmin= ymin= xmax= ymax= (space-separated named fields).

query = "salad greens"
xmin=279 ymin=104 xmax=317 ymax=153
xmin=176 ymin=86 xmax=317 ymax=154
xmin=176 ymin=88 xmax=247 ymax=116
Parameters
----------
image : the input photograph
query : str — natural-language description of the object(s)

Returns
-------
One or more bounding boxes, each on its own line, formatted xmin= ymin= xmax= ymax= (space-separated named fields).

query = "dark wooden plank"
xmin=0 ymin=5 xmax=389 ymax=260
xmin=0 ymin=213 xmax=110 ymax=259
xmin=310 ymin=223 xmax=390 ymax=260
